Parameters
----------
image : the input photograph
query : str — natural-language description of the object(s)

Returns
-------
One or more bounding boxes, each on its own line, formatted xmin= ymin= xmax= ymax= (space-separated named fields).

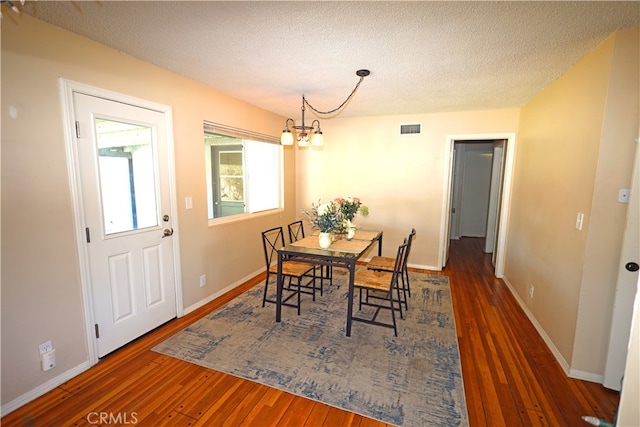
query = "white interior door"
xmin=603 ymin=142 xmax=640 ymax=390
xmin=459 ymin=143 xmax=493 ymax=237
xmin=485 ymin=140 xmax=505 ymax=256
xmin=74 ymin=92 xmax=177 ymax=358
xmin=450 ymin=143 xmax=463 ymax=240
xmin=441 ymin=140 xmax=457 ymax=267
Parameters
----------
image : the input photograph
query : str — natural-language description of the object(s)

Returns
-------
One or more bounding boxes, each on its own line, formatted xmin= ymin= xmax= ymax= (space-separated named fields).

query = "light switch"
xmin=185 ymin=197 xmax=193 ymax=210
xmin=576 ymin=212 xmax=584 ymax=231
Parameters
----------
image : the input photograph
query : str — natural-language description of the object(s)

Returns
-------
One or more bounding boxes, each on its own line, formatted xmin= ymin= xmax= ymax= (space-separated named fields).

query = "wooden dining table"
xmin=275 ymin=230 xmax=383 ymax=336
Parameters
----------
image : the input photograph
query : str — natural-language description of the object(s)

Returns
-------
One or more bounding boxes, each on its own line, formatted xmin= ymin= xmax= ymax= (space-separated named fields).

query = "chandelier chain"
xmin=303 ymin=75 xmax=366 ymax=116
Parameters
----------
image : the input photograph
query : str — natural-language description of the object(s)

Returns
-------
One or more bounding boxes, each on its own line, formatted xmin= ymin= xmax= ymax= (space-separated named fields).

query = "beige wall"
xmin=1 ymin=14 xmax=294 ymax=406
xmin=505 ymin=30 xmax=639 ymax=375
xmin=295 ymin=110 xmax=519 ymax=269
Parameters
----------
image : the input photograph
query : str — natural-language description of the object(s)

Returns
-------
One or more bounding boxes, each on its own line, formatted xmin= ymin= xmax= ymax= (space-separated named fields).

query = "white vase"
xmin=347 ymin=227 xmax=356 ymax=240
xmin=318 ymin=232 xmax=332 ymax=249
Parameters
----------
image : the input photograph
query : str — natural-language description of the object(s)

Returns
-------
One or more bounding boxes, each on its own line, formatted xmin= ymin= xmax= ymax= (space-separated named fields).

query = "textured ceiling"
xmin=17 ymin=1 xmax=640 ymax=119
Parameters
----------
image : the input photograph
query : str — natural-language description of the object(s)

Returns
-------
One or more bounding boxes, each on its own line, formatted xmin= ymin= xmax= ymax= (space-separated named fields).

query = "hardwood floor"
xmin=2 ymin=238 xmax=619 ymax=426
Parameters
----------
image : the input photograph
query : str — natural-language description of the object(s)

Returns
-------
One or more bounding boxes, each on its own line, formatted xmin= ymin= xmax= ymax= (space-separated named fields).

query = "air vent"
xmin=400 ymin=123 xmax=421 ymax=135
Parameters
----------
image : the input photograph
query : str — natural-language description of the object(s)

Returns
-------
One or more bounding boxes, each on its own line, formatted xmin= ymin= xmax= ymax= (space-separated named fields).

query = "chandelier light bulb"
xmin=298 ymin=134 xmax=310 ymax=147
xmin=311 ymin=131 xmax=324 ymax=147
xmin=280 ymin=128 xmax=294 ymax=145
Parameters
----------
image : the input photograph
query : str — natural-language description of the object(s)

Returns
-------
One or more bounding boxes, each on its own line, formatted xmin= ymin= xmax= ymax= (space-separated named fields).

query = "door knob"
xmin=625 ymin=262 xmax=639 ymax=272
xmin=162 ymin=228 xmax=174 ymax=238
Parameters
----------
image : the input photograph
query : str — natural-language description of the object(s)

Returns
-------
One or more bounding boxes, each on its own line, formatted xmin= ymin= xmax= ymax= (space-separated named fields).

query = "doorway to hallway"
xmin=441 ymin=133 xmax=516 ymax=277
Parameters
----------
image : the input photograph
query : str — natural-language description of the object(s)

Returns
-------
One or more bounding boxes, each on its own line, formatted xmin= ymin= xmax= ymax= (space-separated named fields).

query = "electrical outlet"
xmin=39 ymin=340 xmax=53 ymax=354
xmin=199 ymin=274 xmax=207 ymax=288
xmin=529 ymin=285 xmax=535 ymax=299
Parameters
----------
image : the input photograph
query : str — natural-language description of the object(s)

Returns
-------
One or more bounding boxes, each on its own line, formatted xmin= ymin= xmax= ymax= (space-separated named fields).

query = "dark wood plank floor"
xmin=2 ymin=237 xmax=619 ymax=426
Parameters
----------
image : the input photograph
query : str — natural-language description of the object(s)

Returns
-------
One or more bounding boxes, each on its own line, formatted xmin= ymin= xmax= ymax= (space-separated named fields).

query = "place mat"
xmin=310 ymin=230 xmax=378 ymax=241
xmin=352 ymin=230 xmax=379 ymax=241
xmin=291 ymin=236 xmax=372 ymax=254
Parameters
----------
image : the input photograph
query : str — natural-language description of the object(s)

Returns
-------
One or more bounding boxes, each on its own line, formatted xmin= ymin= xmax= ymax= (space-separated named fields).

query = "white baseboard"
xmin=1 ymin=360 xmax=92 ymax=417
xmin=409 ymin=262 xmax=442 ymax=272
xmin=501 ymin=276 xmax=572 ymax=375
xmin=184 ymin=263 xmax=442 ymax=318
xmin=2 ymin=269 xmax=266 ymax=417
xmin=569 ymin=369 xmax=604 ymax=383
xmin=491 ymin=276 xmax=604 ymax=384
xmin=183 ymin=267 xmax=265 ymax=315
xmin=361 ymin=257 xmax=441 ymax=272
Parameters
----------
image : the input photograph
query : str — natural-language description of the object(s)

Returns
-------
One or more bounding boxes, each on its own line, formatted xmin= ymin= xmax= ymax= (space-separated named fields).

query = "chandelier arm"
xmin=284 ymin=118 xmax=296 ymax=130
xmin=303 ymin=75 xmax=366 ymax=116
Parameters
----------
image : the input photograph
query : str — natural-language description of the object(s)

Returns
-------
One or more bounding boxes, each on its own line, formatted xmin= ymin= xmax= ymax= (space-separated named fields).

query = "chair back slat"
xmin=406 ymin=228 xmax=416 ymax=259
xmin=262 ymin=226 xmax=285 ymax=268
xmin=390 ymin=238 xmax=408 ymax=288
xmin=288 ymin=220 xmax=305 ymax=243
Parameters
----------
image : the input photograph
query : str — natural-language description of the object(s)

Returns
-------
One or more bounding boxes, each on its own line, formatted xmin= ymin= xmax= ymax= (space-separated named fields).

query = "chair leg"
xmin=324 ymin=265 xmax=333 ymax=286
xmin=395 ymin=282 xmax=404 ymax=320
xmin=389 ymin=290 xmax=398 ymax=337
xmin=296 ymin=278 xmax=301 ymax=315
xmin=399 ymin=274 xmax=409 ymax=310
xmin=313 ymin=267 xmax=322 ymax=298
xmin=404 ymin=268 xmax=411 ymax=298
xmin=262 ymin=271 xmax=271 ymax=307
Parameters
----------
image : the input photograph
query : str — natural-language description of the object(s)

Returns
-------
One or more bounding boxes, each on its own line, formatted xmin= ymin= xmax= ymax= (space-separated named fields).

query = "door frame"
xmin=603 ymin=137 xmax=639 ymax=390
xmin=59 ymin=79 xmax=183 ymax=365
xmin=440 ymin=133 xmax=516 ymax=277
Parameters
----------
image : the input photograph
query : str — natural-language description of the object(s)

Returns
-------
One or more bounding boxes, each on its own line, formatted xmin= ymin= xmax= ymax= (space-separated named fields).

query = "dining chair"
xmin=261 ymin=226 xmax=319 ymax=315
xmin=288 ymin=220 xmax=332 ymax=287
xmin=350 ymin=238 xmax=408 ymax=337
xmin=367 ymin=228 xmax=415 ymax=310
xmin=287 ymin=220 xmax=305 ymax=243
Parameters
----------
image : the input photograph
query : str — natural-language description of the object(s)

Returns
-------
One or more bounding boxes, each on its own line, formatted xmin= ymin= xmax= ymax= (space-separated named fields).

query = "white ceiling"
xmin=18 ymin=1 xmax=640 ymax=119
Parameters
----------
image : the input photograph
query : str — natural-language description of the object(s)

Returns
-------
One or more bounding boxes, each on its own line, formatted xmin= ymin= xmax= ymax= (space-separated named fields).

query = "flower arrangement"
xmin=303 ymin=200 xmax=343 ymax=233
xmin=303 ymin=197 xmax=369 ymax=235
xmin=335 ymin=197 xmax=369 ymax=223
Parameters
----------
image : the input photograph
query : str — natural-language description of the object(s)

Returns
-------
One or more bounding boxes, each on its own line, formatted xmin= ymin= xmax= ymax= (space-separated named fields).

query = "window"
xmin=96 ymin=118 xmax=158 ymax=234
xmin=204 ymin=122 xmax=282 ymax=220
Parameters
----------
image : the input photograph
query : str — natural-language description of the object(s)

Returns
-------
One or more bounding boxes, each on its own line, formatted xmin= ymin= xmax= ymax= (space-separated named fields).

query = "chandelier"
xmin=281 ymin=69 xmax=370 ymax=147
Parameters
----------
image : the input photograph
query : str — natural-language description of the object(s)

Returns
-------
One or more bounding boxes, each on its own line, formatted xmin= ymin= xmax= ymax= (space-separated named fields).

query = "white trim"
xmin=183 ymin=267 xmax=266 ymax=315
xmin=406 ymin=262 xmax=442 ymax=272
xmin=360 ymin=259 xmax=441 ymax=272
xmin=569 ymin=369 xmax=604 ymax=383
xmin=502 ymin=276 xmax=572 ymax=375
xmin=59 ymin=79 xmax=98 ymax=365
xmin=440 ymin=133 xmax=517 ymax=277
xmin=1 ymin=361 xmax=92 ymax=416
xmin=58 ymin=79 xmax=183 ymax=367
xmin=503 ymin=274 xmax=606 ymax=383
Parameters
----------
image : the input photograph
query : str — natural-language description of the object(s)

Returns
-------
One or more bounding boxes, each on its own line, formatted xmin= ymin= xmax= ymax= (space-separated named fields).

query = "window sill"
xmin=207 ymin=208 xmax=282 ymax=227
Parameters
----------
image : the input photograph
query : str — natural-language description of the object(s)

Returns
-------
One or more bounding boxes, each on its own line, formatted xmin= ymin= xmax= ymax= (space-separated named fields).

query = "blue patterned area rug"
xmin=152 ymin=270 xmax=468 ymax=426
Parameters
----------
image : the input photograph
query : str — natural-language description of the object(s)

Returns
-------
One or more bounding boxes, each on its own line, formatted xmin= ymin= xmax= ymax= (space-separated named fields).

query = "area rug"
xmin=153 ymin=270 xmax=468 ymax=426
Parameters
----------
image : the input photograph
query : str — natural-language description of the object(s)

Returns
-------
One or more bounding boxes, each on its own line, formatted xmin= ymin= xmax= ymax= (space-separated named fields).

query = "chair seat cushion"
xmin=269 ymin=261 xmax=315 ymax=277
xmin=367 ymin=256 xmax=395 ymax=271
xmin=354 ymin=269 xmax=392 ymax=291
